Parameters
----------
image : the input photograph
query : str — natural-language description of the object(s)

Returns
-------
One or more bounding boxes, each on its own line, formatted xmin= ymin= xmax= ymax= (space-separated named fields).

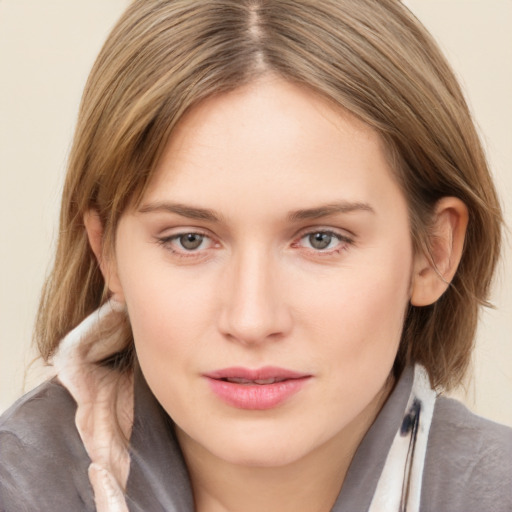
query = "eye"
xmin=157 ymin=231 xmax=215 ymax=254
xmin=177 ymin=233 xmax=206 ymax=251
xmin=295 ymin=230 xmax=352 ymax=253
xmin=306 ymin=232 xmax=337 ymax=250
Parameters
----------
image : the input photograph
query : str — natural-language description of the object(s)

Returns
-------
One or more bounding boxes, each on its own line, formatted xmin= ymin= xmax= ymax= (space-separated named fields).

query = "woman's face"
xmin=110 ymin=77 xmax=420 ymax=467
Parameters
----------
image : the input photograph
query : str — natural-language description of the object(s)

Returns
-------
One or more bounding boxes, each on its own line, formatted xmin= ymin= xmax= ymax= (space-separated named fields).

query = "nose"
xmin=217 ymin=247 xmax=292 ymax=346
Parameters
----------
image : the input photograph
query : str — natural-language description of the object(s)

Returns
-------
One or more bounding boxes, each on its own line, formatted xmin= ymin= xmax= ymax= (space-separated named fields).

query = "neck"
xmin=176 ymin=376 xmax=394 ymax=512
xmin=179 ymin=430 xmax=351 ymax=512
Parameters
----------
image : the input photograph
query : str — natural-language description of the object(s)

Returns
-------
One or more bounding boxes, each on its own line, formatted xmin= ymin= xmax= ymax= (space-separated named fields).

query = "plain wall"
xmin=1 ymin=0 xmax=511 ymax=426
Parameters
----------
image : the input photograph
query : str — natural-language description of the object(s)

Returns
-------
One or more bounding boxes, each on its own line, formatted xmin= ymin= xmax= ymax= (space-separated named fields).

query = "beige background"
xmin=1 ymin=1 xmax=511 ymax=426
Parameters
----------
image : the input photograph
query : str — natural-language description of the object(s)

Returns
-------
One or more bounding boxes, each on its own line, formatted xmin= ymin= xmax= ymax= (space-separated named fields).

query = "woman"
xmin=1 ymin=1 xmax=511 ymax=511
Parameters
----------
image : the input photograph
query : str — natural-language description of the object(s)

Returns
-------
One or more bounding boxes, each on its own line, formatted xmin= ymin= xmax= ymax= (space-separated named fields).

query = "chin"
xmin=200 ymin=423 xmax=323 ymax=468
xmin=218 ymin=444 xmax=308 ymax=468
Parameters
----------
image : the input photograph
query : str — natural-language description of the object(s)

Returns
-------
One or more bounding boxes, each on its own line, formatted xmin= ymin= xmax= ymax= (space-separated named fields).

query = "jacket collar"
xmin=126 ymin=366 xmax=194 ymax=511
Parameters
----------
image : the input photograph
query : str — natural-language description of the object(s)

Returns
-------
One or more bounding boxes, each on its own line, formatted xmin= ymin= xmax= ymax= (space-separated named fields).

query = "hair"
xmin=35 ymin=0 xmax=502 ymax=390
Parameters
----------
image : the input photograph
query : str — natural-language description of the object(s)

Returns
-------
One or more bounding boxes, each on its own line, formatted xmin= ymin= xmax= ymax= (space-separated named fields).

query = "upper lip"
xmin=204 ymin=366 xmax=310 ymax=382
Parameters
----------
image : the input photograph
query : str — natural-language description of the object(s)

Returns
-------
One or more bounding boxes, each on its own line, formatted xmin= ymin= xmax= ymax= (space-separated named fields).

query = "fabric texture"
xmin=1 ymin=302 xmax=511 ymax=511
xmin=52 ymin=301 xmax=133 ymax=512
xmin=368 ymin=365 xmax=436 ymax=511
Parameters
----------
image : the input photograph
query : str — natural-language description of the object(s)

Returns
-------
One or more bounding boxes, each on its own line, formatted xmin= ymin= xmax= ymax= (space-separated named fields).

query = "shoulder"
xmin=0 ymin=379 xmax=95 ymax=511
xmin=421 ymin=395 xmax=512 ymax=512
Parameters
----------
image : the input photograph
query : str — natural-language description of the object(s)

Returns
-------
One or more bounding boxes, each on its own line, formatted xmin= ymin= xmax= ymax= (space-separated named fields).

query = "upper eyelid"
xmin=162 ymin=230 xmax=210 ymax=240
xmin=157 ymin=227 xmax=215 ymax=242
xmin=296 ymin=231 xmax=351 ymax=245
xmin=294 ymin=226 xmax=354 ymax=241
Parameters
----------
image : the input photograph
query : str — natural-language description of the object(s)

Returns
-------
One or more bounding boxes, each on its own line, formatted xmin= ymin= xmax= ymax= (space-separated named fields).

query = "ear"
xmin=83 ymin=210 xmax=125 ymax=302
xmin=410 ymin=197 xmax=468 ymax=307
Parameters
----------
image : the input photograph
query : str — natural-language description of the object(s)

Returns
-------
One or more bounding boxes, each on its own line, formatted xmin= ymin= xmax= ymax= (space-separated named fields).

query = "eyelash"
xmin=156 ymin=231 xmax=215 ymax=260
xmin=155 ymin=228 xmax=354 ymax=260
xmin=292 ymin=229 xmax=354 ymax=256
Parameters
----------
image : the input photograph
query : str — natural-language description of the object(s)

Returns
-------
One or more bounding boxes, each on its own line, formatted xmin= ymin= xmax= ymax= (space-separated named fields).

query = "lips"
xmin=222 ymin=377 xmax=286 ymax=385
xmin=204 ymin=367 xmax=311 ymax=410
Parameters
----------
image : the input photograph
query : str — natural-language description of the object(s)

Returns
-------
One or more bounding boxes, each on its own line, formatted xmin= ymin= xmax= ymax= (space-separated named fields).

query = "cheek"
xmin=120 ymin=270 xmax=215 ymax=414
xmin=115 ymin=244 xmax=219 ymax=365
xmin=352 ymin=268 xmax=410 ymax=333
xmin=124 ymin=279 xmax=215 ymax=354
xmin=293 ymin=249 xmax=412 ymax=364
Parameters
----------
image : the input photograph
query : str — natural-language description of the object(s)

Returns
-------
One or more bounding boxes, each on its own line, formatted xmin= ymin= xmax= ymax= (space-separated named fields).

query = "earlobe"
xmin=410 ymin=197 xmax=468 ymax=307
xmin=83 ymin=210 xmax=125 ymax=302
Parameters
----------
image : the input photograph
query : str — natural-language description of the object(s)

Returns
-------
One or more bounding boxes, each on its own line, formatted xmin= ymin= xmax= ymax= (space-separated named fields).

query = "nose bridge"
xmin=219 ymin=243 xmax=290 ymax=344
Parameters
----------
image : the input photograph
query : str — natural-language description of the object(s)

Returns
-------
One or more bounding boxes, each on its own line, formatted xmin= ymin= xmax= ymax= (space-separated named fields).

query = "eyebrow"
xmin=138 ymin=202 xmax=222 ymax=222
xmin=138 ymin=200 xmax=374 ymax=223
xmin=287 ymin=202 xmax=375 ymax=221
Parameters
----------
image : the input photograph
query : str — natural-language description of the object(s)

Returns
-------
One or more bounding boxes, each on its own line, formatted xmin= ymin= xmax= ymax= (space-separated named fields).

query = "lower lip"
xmin=206 ymin=377 xmax=310 ymax=410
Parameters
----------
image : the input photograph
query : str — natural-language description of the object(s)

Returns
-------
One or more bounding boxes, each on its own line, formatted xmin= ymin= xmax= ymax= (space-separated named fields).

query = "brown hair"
xmin=36 ymin=0 xmax=502 ymax=389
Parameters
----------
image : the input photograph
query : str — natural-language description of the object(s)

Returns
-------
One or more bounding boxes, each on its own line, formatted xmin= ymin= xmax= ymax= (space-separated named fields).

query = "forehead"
xmin=141 ymin=76 xmax=405 ymax=220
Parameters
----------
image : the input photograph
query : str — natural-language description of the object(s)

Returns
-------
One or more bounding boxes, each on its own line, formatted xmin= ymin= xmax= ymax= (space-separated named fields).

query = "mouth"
xmin=204 ymin=367 xmax=311 ymax=410
xmin=220 ymin=377 xmax=288 ymax=385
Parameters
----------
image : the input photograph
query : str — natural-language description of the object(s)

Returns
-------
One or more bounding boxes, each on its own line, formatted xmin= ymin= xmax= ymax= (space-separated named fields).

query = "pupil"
xmin=180 ymin=234 xmax=203 ymax=250
xmin=309 ymin=232 xmax=331 ymax=250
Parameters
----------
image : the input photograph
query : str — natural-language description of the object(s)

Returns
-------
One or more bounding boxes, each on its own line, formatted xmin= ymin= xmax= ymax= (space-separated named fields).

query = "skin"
xmin=86 ymin=76 xmax=467 ymax=512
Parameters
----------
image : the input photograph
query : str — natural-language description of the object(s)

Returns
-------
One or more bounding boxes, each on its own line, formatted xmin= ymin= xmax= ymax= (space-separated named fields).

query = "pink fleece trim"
xmin=53 ymin=301 xmax=133 ymax=512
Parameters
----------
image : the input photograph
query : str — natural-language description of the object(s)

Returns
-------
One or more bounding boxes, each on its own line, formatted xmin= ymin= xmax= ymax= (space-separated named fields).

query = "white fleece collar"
xmin=53 ymin=301 xmax=133 ymax=512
